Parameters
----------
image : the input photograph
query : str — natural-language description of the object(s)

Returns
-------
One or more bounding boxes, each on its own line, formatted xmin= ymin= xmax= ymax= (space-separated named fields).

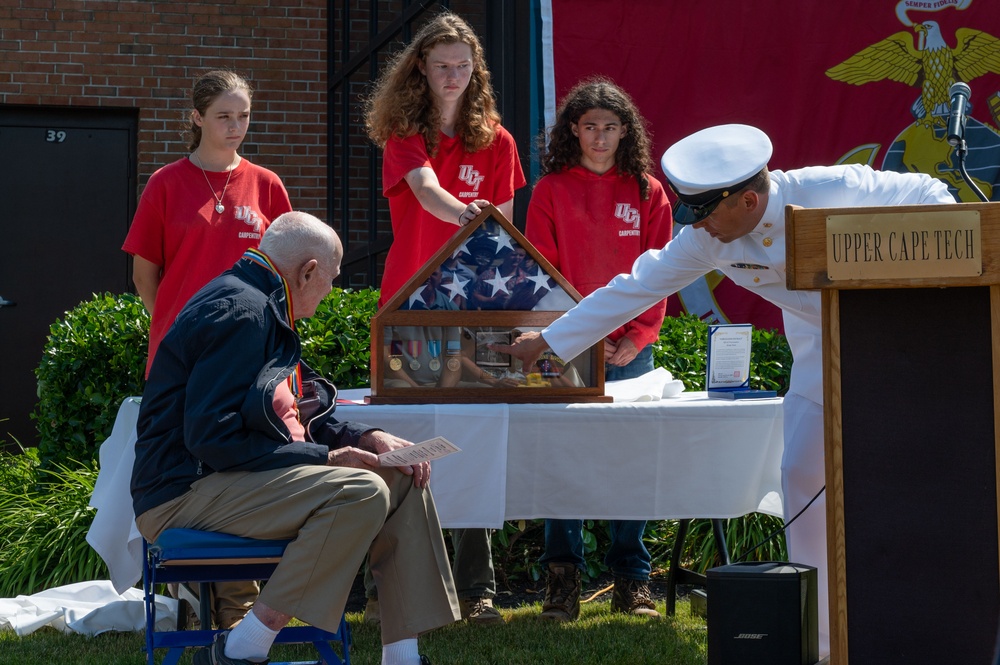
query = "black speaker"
xmin=707 ymin=562 xmax=818 ymax=665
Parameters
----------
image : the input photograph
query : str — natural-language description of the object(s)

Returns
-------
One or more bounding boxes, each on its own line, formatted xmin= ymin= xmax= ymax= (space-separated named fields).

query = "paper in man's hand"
xmin=378 ymin=436 xmax=461 ymax=467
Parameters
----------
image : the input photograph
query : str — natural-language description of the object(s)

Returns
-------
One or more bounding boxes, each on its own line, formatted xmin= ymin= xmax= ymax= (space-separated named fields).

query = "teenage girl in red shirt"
xmin=365 ymin=11 xmax=525 ymax=307
xmin=123 ymin=70 xmax=292 ymax=376
xmin=363 ymin=11 xmax=526 ymax=626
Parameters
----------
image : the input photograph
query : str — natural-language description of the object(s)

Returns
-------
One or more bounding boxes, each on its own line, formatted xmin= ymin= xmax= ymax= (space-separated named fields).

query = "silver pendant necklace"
xmin=194 ymin=153 xmax=236 ymax=214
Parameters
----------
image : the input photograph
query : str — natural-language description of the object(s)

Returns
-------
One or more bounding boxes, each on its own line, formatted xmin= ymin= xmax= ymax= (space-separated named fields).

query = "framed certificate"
xmin=706 ymin=323 xmax=752 ymax=392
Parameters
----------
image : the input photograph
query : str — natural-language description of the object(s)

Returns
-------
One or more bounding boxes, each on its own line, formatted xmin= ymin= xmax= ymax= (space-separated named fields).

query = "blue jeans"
xmin=540 ymin=346 xmax=654 ymax=581
xmin=540 ymin=519 xmax=651 ymax=580
xmin=605 ymin=344 xmax=654 ymax=381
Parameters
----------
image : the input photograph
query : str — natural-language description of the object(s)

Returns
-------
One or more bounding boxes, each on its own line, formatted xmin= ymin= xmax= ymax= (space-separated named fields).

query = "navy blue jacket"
xmin=131 ymin=257 xmax=374 ymax=518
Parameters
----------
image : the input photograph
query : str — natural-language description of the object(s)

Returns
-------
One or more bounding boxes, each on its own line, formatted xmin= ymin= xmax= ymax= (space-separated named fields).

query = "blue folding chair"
xmin=142 ymin=528 xmax=351 ymax=665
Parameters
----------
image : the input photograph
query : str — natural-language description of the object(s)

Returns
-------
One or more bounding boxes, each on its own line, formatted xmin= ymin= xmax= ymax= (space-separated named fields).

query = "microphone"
xmin=947 ymin=82 xmax=971 ymax=147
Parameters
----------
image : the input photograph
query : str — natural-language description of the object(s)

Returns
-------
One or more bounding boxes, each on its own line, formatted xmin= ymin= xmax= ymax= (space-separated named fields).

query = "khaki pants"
xmin=364 ymin=528 xmax=497 ymax=601
xmin=136 ymin=465 xmax=460 ymax=643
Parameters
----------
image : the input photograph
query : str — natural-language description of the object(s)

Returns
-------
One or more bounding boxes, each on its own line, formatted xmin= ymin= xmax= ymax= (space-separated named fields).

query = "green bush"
xmin=652 ymin=313 xmax=792 ymax=394
xmin=0 ymin=447 xmax=106 ymax=596
xmin=645 ymin=514 xmax=787 ymax=575
xmin=33 ymin=293 xmax=149 ymax=471
xmin=298 ymin=287 xmax=379 ymax=389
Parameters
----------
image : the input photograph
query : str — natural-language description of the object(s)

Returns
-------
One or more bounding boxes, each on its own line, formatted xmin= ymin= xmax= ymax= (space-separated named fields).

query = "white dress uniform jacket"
xmin=542 ymin=163 xmax=955 ymax=407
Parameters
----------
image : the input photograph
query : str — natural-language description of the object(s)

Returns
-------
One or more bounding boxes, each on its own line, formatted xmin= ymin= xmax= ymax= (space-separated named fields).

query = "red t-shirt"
xmin=122 ymin=157 xmax=292 ymax=373
xmin=526 ymin=165 xmax=673 ymax=350
xmin=378 ymin=127 xmax=526 ymax=306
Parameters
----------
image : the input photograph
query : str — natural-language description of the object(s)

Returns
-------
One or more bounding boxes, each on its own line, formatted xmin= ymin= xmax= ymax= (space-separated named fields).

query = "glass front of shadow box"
xmin=397 ymin=217 xmax=575 ymax=312
xmin=382 ymin=325 xmax=596 ymax=390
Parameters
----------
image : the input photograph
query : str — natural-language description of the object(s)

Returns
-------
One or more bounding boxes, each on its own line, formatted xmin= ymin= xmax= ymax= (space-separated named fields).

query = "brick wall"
xmin=0 ymin=0 xmax=329 ymax=214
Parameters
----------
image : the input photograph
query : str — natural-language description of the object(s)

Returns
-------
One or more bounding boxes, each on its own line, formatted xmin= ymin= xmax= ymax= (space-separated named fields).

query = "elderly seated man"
xmin=131 ymin=211 xmax=460 ymax=665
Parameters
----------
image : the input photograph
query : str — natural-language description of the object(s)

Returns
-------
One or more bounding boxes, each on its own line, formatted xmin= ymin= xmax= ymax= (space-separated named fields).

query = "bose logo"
xmin=734 ymin=633 xmax=767 ymax=640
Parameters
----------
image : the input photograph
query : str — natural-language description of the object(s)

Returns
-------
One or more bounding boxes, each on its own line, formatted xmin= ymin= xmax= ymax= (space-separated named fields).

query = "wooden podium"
xmin=787 ymin=201 xmax=1000 ymax=665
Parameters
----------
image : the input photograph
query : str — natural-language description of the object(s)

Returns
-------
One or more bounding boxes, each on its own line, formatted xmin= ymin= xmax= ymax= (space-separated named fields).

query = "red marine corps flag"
xmin=540 ymin=0 xmax=1000 ymax=331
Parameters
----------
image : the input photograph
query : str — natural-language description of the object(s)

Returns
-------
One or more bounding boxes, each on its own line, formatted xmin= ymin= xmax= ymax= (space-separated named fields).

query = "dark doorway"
xmin=0 ymin=107 xmax=137 ymax=448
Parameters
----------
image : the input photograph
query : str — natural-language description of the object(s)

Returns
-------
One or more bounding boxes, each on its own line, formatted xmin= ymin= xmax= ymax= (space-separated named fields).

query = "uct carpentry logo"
xmin=458 ymin=164 xmax=484 ymax=197
xmin=615 ymin=203 xmax=641 ymax=236
xmin=825 ymin=0 xmax=1000 ymax=201
xmin=235 ymin=206 xmax=263 ymax=239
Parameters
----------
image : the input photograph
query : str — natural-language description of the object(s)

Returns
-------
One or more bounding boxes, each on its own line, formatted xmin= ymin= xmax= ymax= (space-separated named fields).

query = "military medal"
xmin=427 ymin=339 xmax=442 ymax=371
xmin=389 ymin=340 xmax=403 ymax=371
xmin=406 ymin=340 xmax=422 ymax=370
xmin=444 ymin=339 xmax=461 ymax=372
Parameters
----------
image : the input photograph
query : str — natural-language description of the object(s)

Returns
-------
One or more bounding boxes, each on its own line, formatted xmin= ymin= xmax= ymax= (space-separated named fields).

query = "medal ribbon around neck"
xmin=242 ymin=248 xmax=303 ymax=397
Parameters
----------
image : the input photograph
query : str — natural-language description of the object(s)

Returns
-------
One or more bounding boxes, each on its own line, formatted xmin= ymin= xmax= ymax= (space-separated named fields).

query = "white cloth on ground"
xmin=0 ymin=580 xmax=176 ymax=636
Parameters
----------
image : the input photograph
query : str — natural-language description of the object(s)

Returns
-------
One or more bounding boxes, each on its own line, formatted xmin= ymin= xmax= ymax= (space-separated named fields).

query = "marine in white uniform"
xmin=495 ymin=124 xmax=956 ymax=658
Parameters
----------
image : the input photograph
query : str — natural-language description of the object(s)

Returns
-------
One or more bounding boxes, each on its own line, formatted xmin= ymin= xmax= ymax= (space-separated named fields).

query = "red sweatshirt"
xmin=526 ymin=165 xmax=672 ymax=350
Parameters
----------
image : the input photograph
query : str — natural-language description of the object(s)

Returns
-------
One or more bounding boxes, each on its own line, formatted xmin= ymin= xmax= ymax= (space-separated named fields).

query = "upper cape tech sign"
xmin=825 ymin=210 xmax=981 ymax=281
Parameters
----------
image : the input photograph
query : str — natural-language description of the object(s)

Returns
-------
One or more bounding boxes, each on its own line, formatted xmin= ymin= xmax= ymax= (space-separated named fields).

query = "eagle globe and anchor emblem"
xmin=826 ymin=0 xmax=1000 ymax=202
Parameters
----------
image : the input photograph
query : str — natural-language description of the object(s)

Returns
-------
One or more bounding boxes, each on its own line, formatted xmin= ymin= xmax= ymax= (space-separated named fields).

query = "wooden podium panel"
xmin=831 ymin=286 xmax=998 ymax=663
xmin=787 ymin=202 xmax=1000 ymax=665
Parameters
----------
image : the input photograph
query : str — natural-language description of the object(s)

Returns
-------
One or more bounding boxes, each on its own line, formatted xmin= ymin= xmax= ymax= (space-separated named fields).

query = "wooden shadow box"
xmin=369 ymin=206 xmax=609 ymax=404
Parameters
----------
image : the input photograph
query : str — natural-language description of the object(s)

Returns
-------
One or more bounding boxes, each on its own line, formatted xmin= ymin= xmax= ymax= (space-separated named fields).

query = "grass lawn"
xmin=0 ymin=598 xmax=707 ymax=665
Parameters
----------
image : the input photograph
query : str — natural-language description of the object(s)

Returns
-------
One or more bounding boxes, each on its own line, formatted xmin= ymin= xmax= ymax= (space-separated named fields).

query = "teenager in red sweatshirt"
xmin=526 ymin=77 xmax=672 ymax=622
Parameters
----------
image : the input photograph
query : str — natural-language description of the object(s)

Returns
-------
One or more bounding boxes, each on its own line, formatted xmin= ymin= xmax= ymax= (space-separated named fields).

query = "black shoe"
xmin=420 ymin=656 xmax=432 ymax=665
xmin=193 ymin=631 xmax=270 ymax=665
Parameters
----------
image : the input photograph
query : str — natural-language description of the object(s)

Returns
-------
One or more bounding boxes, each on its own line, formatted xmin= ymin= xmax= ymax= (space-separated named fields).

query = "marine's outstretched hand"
xmin=489 ymin=331 xmax=549 ymax=372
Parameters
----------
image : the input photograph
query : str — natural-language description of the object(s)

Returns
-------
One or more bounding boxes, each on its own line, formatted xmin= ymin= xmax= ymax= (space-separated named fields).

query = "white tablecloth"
xmin=86 ymin=397 xmax=143 ymax=594
xmin=87 ymin=379 xmax=783 ymax=593
xmin=337 ymin=391 xmax=784 ymax=524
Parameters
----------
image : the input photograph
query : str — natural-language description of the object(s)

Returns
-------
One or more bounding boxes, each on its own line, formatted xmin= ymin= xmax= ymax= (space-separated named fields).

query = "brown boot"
xmin=460 ymin=596 xmax=504 ymax=625
xmin=611 ymin=577 xmax=661 ymax=618
xmin=539 ymin=562 xmax=581 ymax=622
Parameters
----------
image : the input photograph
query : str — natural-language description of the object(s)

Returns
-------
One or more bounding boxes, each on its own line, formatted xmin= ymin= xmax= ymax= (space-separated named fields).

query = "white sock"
xmin=224 ymin=610 xmax=279 ymax=662
xmin=382 ymin=638 xmax=420 ymax=665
